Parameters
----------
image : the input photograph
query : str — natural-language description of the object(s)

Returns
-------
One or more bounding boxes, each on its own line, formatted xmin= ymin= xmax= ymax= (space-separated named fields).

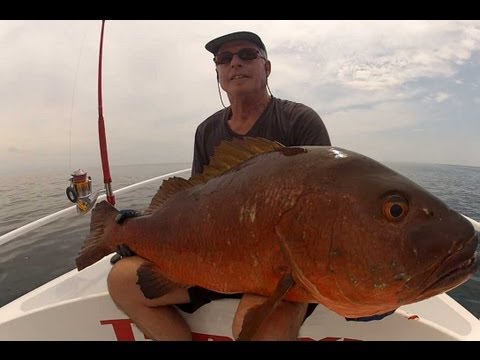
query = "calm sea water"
xmin=0 ymin=161 xmax=479 ymax=318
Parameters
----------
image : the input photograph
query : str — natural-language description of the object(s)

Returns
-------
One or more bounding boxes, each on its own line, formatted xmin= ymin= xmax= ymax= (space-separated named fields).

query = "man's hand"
xmin=115 ymin=209 xmax=144 ymax=224
xmin=110 ymin=244 xmax=137 ymax=265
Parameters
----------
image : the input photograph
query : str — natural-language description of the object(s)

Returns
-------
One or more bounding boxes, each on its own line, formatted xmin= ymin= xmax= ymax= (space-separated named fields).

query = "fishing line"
xmin=64 ymin=20 xmax=115 ymax=213
xmin=68 ymin=22 xmax=88 ymax=173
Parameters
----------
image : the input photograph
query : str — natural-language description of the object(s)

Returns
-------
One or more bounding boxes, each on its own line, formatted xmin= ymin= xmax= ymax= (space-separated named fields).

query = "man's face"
xmin=215 ymin=40 xmax=270 ymax=97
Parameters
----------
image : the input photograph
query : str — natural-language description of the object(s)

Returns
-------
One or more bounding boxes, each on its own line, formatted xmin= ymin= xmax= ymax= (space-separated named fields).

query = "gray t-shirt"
xmin=191 ymin=97 xmax=331 ymax=175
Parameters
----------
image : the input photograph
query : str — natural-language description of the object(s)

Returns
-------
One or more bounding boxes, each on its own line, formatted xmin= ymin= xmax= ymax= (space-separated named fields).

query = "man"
xmin=107 ymin=31 xmax=331 ymax=340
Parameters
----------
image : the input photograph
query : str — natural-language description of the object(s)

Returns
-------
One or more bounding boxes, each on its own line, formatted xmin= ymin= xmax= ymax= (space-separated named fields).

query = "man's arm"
xmin=191 ymin=126 xmax=208 ymax=176
xmin=290 ymin=104 xmax=331 ymax=146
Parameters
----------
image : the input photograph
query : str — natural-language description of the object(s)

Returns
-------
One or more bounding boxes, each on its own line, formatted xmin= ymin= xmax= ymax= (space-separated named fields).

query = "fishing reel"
xmin=66 ymin=169 xmax=105 ymax=214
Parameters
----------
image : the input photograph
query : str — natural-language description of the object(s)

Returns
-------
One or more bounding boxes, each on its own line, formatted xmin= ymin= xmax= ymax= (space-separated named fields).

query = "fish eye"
xmin=382 ymin=195 xmax=409 ymax=221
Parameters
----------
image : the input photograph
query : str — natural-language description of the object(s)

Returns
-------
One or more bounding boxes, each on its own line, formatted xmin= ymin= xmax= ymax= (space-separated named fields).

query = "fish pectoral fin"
xmin=136 ymin=261 xmax=187 ymax=299
xmin=237 ymin=273 xmax=296 ymax=341
xmin=275 ymin=222 xmax=326 ymax=304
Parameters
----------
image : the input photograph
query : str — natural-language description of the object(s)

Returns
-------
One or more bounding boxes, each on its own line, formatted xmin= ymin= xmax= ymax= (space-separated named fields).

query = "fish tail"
xmin=75 ymin=201 xmax=119 ymax=271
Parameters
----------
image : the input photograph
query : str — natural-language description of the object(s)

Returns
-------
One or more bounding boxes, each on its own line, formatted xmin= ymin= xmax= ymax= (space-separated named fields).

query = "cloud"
xmin=1 ymin=20 xmax=480 ymax=172
xmin=7 ymin=147 xmax=22 ymax=153
xmin=433 ymin=92 xmax=451 ymax=103
xmin=265 ymin=20 xmax=480 ymax=92
xmin=324 ymin=101 xmax=420 ymax=138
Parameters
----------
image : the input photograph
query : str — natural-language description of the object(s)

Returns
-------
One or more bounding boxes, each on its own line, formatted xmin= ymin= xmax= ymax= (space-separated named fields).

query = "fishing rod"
xmin=97 ymin=20 xmax=115 ymax=206
xmin=66 ymin=20 xmax=115 ymax=212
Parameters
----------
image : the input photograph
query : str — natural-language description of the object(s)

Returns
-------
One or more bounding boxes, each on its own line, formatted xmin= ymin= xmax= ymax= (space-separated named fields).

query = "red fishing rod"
xmin=66 ymin=20 xmax=115 ymax=212
xmin=97 ymin=20 xmax=115 ymax=206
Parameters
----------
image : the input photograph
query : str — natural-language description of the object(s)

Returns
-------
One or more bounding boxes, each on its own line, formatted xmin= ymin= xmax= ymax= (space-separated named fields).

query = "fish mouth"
xmin=419 ymin=232 xmax=478 ymax=297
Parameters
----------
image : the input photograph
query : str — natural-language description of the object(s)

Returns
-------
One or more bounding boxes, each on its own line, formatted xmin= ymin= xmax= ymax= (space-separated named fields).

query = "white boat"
xmin=0 ymin=169 xmax=479 ymax=341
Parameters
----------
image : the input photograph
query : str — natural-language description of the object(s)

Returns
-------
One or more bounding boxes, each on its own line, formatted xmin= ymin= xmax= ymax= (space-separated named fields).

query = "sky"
xmin=1 ymin=20 xmax=479 ymax=176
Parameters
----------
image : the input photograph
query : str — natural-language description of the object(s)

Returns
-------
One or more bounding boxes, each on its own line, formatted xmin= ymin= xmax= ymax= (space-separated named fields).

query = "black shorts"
xmin=175 ymin=286 xmax=318 ymax=321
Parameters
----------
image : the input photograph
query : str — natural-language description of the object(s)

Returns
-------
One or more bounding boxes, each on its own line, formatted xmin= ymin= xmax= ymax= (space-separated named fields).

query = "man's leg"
xmin=107 ymin=256 xmax=192 ymax=340
xmin=232 ymin=294 xmax=308 ymax=340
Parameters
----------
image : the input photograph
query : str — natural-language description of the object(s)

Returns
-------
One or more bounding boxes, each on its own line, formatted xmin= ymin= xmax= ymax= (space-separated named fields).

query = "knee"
xmin=107 ymin=257 xmax=142 ymax=304
xmin=107 ymin=257 xmax=191 ymax=308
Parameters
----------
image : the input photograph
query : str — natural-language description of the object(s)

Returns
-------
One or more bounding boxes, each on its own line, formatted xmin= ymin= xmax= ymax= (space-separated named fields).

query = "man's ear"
xmin=265 ymin=60 xmax=271 ymax=77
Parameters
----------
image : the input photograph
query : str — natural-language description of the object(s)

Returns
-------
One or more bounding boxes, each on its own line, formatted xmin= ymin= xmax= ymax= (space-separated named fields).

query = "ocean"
xmin=0 ymin=161 xmax=479 ymax=319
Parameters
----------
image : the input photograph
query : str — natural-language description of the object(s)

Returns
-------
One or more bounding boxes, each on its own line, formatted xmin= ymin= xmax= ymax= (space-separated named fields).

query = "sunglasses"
xmin=214 ymin=48 xmax=266 ymax=65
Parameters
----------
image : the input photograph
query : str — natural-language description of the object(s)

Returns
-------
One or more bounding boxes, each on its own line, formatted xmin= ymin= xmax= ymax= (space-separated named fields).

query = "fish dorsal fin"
xmin=145 ymin=176 xmax=193 ymax=214
xmin=193 ymin=137 xmax=285 ymax=183
xmin=145 ymin=137 xmax=284 ymax=214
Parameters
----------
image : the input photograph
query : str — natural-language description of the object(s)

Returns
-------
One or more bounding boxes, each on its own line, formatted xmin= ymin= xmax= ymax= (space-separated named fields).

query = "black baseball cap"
xmin=205 ymin=31 xmax=267 ymax=56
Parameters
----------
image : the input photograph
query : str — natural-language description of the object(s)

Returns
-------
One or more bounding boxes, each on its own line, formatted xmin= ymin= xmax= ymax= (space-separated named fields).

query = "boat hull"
xmin=0 ymin=254 xmax=479 ymax=341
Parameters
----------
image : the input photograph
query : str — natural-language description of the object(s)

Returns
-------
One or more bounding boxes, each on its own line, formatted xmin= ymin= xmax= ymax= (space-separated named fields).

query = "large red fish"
xmin=76 ymin=137 xmax=478 ymax=339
